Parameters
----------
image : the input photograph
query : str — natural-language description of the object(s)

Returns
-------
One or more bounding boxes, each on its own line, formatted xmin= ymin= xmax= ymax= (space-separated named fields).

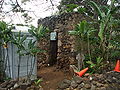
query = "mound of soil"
xmin=37 ymin=66 xmax=72 ymax=90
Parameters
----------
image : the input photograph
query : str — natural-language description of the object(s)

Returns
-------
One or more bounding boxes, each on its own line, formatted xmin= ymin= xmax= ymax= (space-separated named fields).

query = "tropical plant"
xmin=0 ymin=21 xmax=49 ymax=81
xmin=11 ymin=31 xmax=27 ymax=81
xmin=0 ymin=21 xmax=13 ymax=80
xmin=69 ymin=20 xmax=94 ymax=70
xmin=25 ymin=25 xmax=48 ymax=81
xmin=34 ymin=78 xmax=43 ymax=88
xmin=69 ymin=20 xmax=89 ymax=51
xmin=28 ymin=25 xmax=49 ymax=41
xmin=58 ymin=0 xmax=108 ymax=15
xmin=0 ymin=21 xmax=13 ymax=49
xmin=89 ymin=0 xmax=120 ymax=61
xmin=69 ymin=0 xmax=120 ymax=73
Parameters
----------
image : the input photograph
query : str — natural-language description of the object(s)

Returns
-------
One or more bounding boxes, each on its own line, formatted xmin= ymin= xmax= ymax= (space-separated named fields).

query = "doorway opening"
xmin=49 ymin=32 xmax=58 ymax=65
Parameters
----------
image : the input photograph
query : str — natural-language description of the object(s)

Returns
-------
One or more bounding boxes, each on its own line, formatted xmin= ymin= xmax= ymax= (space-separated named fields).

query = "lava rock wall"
xmin=37 ymin=12 xmax=91 ymax=70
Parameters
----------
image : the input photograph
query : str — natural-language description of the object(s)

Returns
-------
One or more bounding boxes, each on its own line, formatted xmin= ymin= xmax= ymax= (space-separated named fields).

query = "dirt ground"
xmin=37 ymin=66 xmax=72 ymax=90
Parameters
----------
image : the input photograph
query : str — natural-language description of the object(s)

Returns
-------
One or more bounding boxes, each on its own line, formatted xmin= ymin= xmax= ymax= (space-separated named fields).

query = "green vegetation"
xmin=0 ymin=21 xmax=48 ymax=81
xmin=0 ymin=21 xmax=13 ymax=81
xmin=34 ymin=78 xmax=43 ymax=88
xmin=0 ymin=0 xmax=119 ymax=83
xmin=69 ymin=0 xmax=120 ymax=73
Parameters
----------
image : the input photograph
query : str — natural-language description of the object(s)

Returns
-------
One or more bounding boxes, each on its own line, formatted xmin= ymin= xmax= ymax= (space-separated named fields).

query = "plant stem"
xmin=87 ymin=34 xmax=92 ymax=61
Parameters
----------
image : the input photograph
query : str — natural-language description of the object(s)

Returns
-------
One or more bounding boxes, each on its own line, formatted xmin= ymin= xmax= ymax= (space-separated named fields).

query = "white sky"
xmin=1 ymin=0 xmax=61 ymax=27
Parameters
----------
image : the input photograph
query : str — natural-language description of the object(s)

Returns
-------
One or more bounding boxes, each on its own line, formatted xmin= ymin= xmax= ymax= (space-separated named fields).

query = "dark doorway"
xmin=49 ymin=32 xmax=58 ymax=66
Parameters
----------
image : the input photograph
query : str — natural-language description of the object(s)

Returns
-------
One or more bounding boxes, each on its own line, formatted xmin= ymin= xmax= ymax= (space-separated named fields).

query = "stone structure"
xmin=58 ymin=71 xmax=120 ymax=90
xmin=37 ymin=12 xmax=91 ymax=70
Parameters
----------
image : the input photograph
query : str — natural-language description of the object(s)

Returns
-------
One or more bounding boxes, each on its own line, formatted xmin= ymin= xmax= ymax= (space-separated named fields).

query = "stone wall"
xmin=37 ymin=12 xmax=91 ymax=70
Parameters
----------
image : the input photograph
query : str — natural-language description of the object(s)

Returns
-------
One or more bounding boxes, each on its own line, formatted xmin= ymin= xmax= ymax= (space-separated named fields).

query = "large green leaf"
xmin=37 ymin=25 xmax=48 ymax=38
xmin=69 ymin=20 xmax=89 ymax=37
xmin=80 ymin=20 xmax=87 ymax=34
xmin=68 ymin=31 xmax=78 ymax=35
xmin=28 ymin=28 xmax=36 ymax=37
xmin=98 ymin=22 xmax=105 ymax=42
xmin=101 ymin=6 xmax=109 ymax=14
xmin=28 ymin=39 xmax=32 ymax=49
xmin=89 ymin=1 xmax=103 ymax=19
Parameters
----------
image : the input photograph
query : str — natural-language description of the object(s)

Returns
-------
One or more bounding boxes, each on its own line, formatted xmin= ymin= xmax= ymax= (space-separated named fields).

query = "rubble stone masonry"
xmin=37 ymin=12 xmax=91 ymax=70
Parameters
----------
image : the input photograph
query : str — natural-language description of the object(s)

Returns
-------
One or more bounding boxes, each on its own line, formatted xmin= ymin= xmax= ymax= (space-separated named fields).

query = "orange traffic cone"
xmin=113 ymin=60 xmax=120 ymax=72
xmin=75 ymin=67 xmax=89 ymax=77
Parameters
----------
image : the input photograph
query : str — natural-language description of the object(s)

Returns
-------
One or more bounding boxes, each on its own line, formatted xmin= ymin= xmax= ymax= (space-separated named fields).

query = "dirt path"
xmin=37 ymin=66 xmax=72 ymax=90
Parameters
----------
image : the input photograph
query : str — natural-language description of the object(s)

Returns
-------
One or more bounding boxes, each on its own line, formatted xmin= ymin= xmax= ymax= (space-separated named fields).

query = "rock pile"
xmin=58 ymin=71 xmax=120 ymax=90
xmin=0 ymin=79 xmax=43 ymax=90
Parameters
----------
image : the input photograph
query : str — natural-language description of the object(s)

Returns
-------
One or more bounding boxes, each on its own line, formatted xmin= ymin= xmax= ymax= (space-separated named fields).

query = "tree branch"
xmin=50 ymin=0 xmax=54 ymax=6
xmin=16 ymin=0 xmax=21 ymax=8
xmin=0 ymin=0 xmax=4 ymax=12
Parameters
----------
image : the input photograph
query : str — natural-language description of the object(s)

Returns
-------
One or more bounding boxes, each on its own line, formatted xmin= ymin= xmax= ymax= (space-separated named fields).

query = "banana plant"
xmin=89 ymin=0 xmax=118 ymax=42
xmin=89 ymin=0 xmax=120 ymax=60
